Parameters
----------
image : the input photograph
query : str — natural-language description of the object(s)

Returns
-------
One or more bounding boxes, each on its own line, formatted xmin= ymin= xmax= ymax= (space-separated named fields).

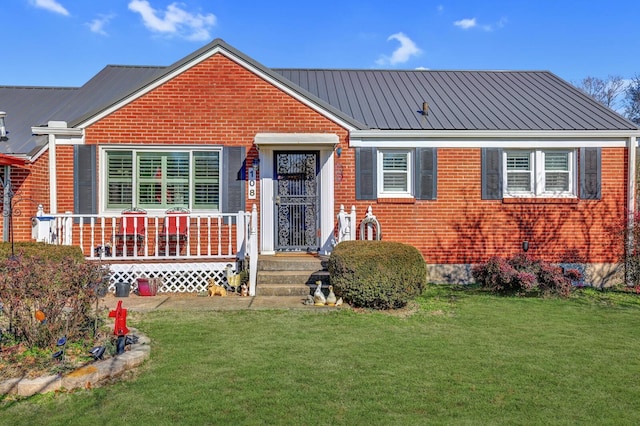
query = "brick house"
xmin=0 ymin=39 xmax=638 ymax=292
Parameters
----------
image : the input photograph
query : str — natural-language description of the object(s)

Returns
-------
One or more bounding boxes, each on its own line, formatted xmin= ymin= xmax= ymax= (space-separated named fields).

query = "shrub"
xmin=327 ymin=241 xmax=427 ymax=309
xmin=0 ymin=254 xmax=109 ymax=349
xmin=0 ymin=242 xmax=84 ymax=262
xmin=472 ymin=254 xmax=576 ymax=297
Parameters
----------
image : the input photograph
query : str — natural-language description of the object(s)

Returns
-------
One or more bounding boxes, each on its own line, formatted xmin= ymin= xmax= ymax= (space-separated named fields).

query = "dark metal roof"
xmin=0 ymin=65 xmax=165 ymax=156
xmin=274 ymin=69 xmax=638 ymax=131
xmin=1 ymin=39 xmax=638 ymax=158
xmin=58 ymin=65 xmax=167 ymax=127
xmin=0 ymin=86 xmax=77 ymax=155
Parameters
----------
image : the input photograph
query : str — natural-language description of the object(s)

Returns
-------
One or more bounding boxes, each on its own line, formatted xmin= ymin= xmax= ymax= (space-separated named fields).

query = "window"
xmin=504 ymin=149 xmax=574 ymax=197
xmin=105 ymin=149 xmax=220 ymax=211
xmin=377 ymin=150 xmax=413 ymax=197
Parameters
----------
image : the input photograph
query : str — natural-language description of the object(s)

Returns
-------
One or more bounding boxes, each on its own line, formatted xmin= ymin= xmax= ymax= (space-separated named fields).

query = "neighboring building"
xmin=0 ymin=39 xmax=637 ymax=288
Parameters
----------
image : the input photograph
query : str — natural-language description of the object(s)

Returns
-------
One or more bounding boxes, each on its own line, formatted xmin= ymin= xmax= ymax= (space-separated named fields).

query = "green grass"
xmin=2 ymin=286 xmax=640 ymax=425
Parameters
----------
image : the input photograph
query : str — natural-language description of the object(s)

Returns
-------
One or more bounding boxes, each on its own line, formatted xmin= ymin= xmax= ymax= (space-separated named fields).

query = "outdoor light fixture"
xmin=522 ymin=241 xmax=529 ymax=252
xmin=252 ymin=158 xmax=260 ymax=170
xmin=336 ymin=147 xmax=342 ymax=157
xmin=0 ymin=111 xmax=6 ymax=139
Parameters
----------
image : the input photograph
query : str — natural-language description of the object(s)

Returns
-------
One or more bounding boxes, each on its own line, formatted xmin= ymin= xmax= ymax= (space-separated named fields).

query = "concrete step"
xmin=256 ymin=254 xmax=330 ymax=296
xmin=258 ymin=255 xmax=326 ymax=272
xmin=257 ymin=270 xmax=329 ymax=285
xmin=255 ymin=283 xmax=313 ymax=296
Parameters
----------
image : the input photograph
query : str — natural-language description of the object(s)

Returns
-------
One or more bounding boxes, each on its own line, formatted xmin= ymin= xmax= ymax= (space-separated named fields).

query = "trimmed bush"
xmin=0 ymin=242 xmax=84 ymax=262
xmin=328 ymin=241 xmax=427 ymax=309
xmin=472 ymin=254 xmax=577 ymax=297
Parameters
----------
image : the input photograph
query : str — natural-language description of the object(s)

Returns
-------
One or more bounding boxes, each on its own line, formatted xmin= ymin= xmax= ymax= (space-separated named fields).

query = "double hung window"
xmin=377 ymin=150 xmax=413 ymax=197
xmin=504 ymin=149 xmax=574 ymax=197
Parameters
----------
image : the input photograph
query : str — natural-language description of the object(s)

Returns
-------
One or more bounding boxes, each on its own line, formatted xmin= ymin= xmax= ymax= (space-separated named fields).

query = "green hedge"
xmin=0 ymin=242 xmax=85 ymax=263
xmin=327 ymin=241 xmax=427 ymax=309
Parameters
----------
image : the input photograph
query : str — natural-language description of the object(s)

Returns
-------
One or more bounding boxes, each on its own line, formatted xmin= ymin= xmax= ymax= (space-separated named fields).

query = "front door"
xmin=274 ymin=151 xmax=319 ymax=252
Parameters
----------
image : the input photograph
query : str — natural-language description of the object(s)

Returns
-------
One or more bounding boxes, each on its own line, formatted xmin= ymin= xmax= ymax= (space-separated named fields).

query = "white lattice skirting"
xmin=108 ymin=262 xmax=235 ymax=293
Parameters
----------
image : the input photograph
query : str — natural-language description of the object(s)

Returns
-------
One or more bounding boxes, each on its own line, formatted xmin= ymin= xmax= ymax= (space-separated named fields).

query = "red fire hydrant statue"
xmin=109 ymin=300 xmax=129 ymax=354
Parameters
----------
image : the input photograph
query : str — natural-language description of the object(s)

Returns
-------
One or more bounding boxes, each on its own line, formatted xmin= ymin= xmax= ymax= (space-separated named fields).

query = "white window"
xmin=504 ymin=149 xmax=575 ymax=197
xmin=105 ymin=149 xmax=221 ymax=211
xmin=377 ymin=149 xmax=413 ymax=197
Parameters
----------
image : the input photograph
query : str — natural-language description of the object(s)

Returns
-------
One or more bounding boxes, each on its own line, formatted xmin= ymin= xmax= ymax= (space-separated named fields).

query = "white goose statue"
xmin=313 ymin=281 xmax=326 ymax=306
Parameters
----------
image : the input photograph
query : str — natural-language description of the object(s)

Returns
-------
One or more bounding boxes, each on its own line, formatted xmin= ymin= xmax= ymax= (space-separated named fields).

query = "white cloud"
xmin=454 ymin=18 xmax=477 ymax=30
xmin=454 ymin=17 xmax=507 ymax=32
xmin=128 ymin=0 xmax=216 ymax=41
xmin=376 ymin=32 xmax=422 ymax=66
xmin=31 ymin=0 xmax=69 ymax=16
xmin=86 ymin=14 xmax=115 ymax=36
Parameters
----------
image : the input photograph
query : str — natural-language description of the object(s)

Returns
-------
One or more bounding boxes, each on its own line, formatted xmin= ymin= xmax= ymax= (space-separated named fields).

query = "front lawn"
xmin=2 ymin=286 xmax=639 ymax=425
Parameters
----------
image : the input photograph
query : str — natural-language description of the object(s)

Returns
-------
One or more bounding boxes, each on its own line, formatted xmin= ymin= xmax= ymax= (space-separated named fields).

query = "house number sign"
xmin=248 ymin=167 xmax=257 ymax=200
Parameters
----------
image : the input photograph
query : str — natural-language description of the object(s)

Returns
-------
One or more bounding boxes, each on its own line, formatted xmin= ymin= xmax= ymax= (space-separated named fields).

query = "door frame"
xmin=255 ymin=133 xmax=338 ymax=255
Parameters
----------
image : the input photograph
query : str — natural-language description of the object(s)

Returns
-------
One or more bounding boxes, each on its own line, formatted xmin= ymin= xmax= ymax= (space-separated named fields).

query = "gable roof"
xmin=0 ymin=39 xmax=638 ymax=158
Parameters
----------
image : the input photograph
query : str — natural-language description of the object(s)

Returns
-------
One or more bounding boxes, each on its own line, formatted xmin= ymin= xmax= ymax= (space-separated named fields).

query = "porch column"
xmin=48 ymin=133 xmax=57 ymax=213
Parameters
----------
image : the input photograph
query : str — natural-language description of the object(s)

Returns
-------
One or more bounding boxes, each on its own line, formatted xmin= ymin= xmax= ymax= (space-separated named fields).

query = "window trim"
xmin=102 ymin=147 xmax=222 ymax=213
xmin=376 ymin=149 xmax=413 ymax=198
xmin=503 ymin=149 xmax=576 ymax=198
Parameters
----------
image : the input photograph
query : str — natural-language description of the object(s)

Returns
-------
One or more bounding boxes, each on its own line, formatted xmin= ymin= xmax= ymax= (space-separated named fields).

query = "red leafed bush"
xmin=472 ymin=254 xmax=577 ymax=297
xmin=0 ymin=254 xmax=109 ymax=349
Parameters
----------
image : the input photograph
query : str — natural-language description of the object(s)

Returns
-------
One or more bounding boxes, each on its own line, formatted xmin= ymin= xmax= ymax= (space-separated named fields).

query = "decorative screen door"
xmin=274 ymin=151 xmax=319 ymax=251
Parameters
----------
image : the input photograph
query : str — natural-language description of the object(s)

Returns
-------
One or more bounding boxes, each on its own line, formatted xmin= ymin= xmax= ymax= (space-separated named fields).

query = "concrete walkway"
xmin=99 ymin=293 xmax=319 ymax=312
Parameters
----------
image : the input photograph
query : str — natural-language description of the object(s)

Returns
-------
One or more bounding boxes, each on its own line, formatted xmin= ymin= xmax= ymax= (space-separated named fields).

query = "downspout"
xmin=48 ymin=133 xmax=57 ymax=214
xmin=2 ymin=165 xmax=9 ymax=241
xmin=627 ymin=136 xmax=637 ymax=286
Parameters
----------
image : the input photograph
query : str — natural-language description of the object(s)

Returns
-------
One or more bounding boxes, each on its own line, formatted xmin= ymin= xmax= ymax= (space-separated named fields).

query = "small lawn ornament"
xmin=313 ymin=281 xmax=326 ymax=306
xmin=326 ymin=285 xmax=337 ymax=306
xmin=207 ymin=279 xmax=227 ymax=297
xmin=108 ymin=300 xmax=129 ymax=355
xmin=225 ymin=264 xmax=241 ymax=292
xmin=240 ymin=283 xmax=249 ymax=297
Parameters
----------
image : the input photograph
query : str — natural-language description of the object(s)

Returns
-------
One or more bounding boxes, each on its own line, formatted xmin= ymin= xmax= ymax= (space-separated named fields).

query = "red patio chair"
xmin=115 ymin=208 xmax=147 ymax=256
xmin=159 ymin=207 xmax=189 ymax=255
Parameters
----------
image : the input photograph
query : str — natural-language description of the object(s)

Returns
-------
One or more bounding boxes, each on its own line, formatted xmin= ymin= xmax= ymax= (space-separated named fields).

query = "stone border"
xmin=0 ymin=328 xmax=150 ymax=397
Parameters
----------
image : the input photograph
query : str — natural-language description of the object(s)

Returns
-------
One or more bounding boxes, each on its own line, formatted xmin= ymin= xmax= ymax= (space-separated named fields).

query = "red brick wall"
xmin=335 ymin=147 xmax=627 ymax=264
xmin=2 ymin=151 xmax=50 ymax=242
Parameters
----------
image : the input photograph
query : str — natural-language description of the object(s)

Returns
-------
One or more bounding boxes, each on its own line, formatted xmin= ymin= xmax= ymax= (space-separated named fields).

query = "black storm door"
xmin=274 ymin=151 xmax=319 ymax=251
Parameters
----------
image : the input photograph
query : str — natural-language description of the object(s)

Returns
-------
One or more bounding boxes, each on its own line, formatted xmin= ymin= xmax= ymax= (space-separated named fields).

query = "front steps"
xmin=255 ymin=254 xmax=330 ymax=296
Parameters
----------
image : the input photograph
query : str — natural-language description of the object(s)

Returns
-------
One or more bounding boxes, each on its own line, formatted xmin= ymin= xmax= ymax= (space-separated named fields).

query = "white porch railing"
xmin=31 ymin=204 xmax=259 ymax=295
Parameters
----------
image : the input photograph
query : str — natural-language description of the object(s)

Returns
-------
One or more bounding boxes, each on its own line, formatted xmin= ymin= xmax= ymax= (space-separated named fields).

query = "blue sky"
xmin=3 ymin=0 xmax=639 ymax=88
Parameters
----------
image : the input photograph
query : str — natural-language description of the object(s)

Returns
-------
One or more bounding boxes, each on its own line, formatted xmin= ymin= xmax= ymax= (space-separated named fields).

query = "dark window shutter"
xmin=221 ymin=146 xmax=246 ymax=213
xmin=74 ymin=145 xmax=96 ymax=215
xmin=580 ymin=147 xmax=601 ymax=200
xmin=481 ymin=148 xmax=503 ymax=200
xmin=355 ymin=147 xmax=376 ymax=200
xmin=415 ymin=148 xmax=437 ymax=200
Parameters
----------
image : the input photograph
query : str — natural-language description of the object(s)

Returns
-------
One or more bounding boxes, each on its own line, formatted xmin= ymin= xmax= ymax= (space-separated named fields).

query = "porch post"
xmin=249 ymin=204 xmax=258 ymax=296
xmin=236 ymin=210 xmax=246 ymax=260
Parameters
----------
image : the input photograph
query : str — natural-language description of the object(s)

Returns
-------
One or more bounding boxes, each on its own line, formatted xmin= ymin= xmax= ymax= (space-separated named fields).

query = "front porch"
xmin=32 ymin=205 xmax=259 ymax=295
